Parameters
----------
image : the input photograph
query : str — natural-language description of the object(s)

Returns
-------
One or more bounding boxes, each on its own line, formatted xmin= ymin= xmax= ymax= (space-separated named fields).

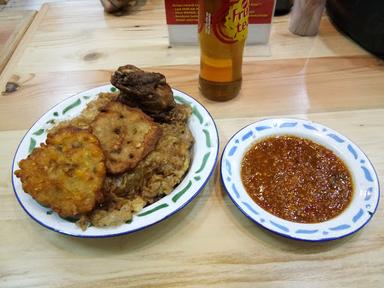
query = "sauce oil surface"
xmin=241 ymin=135 xmax=353 ymax=223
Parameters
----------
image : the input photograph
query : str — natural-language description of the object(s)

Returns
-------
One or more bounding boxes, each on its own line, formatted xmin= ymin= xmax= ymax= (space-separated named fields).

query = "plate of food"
xmin=221 ymin=118 xmax=380 ymax=241
xmin=12 ymin=65 xmax=219 ymax=237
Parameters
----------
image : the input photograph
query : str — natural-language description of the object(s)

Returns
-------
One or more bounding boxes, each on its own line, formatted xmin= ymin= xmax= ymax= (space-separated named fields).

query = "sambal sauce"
xmin=241 ymin=135 xmax=353 ymax=223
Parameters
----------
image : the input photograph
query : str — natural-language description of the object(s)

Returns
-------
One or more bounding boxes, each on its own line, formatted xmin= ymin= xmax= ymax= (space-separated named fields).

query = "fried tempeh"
xmin=91 ymin=101 xmax=162 ymax=174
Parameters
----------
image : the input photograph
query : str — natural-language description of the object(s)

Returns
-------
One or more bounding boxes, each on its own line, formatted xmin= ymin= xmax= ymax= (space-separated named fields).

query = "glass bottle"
xmin=198 ymin=0 xmax=250 ymax=101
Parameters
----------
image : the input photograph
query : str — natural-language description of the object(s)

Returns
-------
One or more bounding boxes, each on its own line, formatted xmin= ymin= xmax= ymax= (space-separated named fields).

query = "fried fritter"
xmin=14 ymin=127 xmax=106 ymax=217
xmin=91 ymin=101 xmax=162 ymax=174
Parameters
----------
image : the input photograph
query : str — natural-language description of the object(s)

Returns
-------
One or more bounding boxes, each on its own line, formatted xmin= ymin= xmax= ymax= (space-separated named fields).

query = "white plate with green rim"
xmin=12 ymin=85 xmax=219 ymax=238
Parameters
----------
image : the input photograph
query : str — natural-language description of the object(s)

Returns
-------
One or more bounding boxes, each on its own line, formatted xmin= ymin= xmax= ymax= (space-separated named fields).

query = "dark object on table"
xmin=111 ymin=65 xmax=176 ymax=120
xmin=274 ymin=0 xmax=293 ymax=16
xmin=100 ymin=0 xmax=134 ymax=14
xmin=327 ymin=0 xmax=384 ymax=59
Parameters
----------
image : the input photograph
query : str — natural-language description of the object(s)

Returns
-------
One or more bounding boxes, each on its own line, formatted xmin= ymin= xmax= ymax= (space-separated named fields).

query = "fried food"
xmin=155 ymin=103 xmax=192 ymax=124
xmin=50 ymin=92 xmax=118 ymax=133
xmin=104 ymin=121 xmax=193 ymax=200
xmin=91 ymin=101 xmax=162 ymax=174
xmin=15 ymin=127 xmax=106 ymax=217
xmin=88 ymin=197 xmax=146 ymax=227
xmin=80 ymin=101 xmax=193 ymax=228
xmin=15 ymin=64 xmax=195 ymax=230
xmin=111 ymin=65 xmax=176 ymax=117
xmin=88 ymin=120 xmax=193 ymax=227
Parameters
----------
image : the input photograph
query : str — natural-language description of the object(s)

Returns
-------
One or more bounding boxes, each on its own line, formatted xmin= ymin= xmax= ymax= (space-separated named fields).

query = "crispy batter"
xmin=86 ymin=106 xmax=193 ymax=228
xmin=15 ymin=65 xmax=194 ymax=230
xmin=104 ymin=121 xmax=193 ymax=201
xmin=15 ymin=127 xmax=106 ymax=217
xmin=91 ymin=101 xmax=162 ymax=174
xmin=50 ymin=92 xmax=118 ymax=133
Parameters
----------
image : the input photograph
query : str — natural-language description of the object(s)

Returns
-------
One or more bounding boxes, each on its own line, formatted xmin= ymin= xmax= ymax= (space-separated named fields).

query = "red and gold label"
xmin=167 ymin=1 xmax=274 ymax=26
xmin=199 ymin=0 xmax=250 ymax=43
xmin=224 ymin=0 xmax=250 ymax=41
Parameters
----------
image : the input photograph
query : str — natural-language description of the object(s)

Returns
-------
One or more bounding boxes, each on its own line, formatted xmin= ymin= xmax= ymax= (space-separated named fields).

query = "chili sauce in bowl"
xmin=221 ymin=118 xmax=380 ymax=241
xmin=241 ymin=135 xmax=353 ymax=224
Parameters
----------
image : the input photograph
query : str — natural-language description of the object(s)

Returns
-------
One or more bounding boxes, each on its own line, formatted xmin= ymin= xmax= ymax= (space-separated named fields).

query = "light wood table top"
xmin=0 ymin=9 xmax=35 ymax=74
xmin=1 ymin=1 xmax=383 ymax=287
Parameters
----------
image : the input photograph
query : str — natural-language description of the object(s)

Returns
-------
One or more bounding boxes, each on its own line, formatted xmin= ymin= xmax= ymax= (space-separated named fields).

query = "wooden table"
xmin=1 ymin=1 xmax=383 ymax=287
xmin=0 ymin=10 xmax=35 ymax=74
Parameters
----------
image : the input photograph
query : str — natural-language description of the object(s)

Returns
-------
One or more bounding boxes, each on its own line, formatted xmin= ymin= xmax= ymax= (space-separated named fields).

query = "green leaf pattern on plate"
xmin=172 ymin=180 xmax=193 ymax=203
xmin=32 ymin=90 xmax=215 ymax=226
xmin=203 ymin=129 xmax=211 ymax=147
xmin=192 ymin=107 xmax=203 ymax=124
xmin=62 ymin=99 xmax=81 ymax=115
xmin=195 ymin=152 xmax=211 ymax=174
xmin=28 ymin=138 xmax=36 ymax=153
xmin=174 ymin=95 xmax=191 ymax=105
xmin=32 ymin=129 xmax=45 ymax=136
xmin=138 ymin=203 xmax=169 ymax=216
xmin=46 ymin=119 xmax=55 ymax=125
xmin=60 ymin=216 xmax=79 ymax=223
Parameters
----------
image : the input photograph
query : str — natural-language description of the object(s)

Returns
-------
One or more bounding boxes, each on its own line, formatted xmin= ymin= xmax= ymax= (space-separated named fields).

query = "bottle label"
xmin=223 ymin=0 xmax=249 ymax=41
xmin=200 ymin=0 xmax=250 ymax=44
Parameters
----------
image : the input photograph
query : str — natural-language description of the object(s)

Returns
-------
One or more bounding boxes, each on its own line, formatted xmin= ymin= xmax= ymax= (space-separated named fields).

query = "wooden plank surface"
xmin=1 ymin=109 xmax=383 ymax=288
xmin=0 ymin=1 xmax=383 ymax=287
xmin=2 ymin=0 xmax=59 ymax=10
xmin=0 ymin=10 xmax=35 ymax=73
xmin=1 ymin=56 xmax=383 ymax=131
xmin=0 ymin=0 xmax=368 ymax=90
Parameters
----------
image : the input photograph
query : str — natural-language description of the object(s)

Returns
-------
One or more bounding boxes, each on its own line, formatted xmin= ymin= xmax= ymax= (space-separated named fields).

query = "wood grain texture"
xmin=0 ymin=0 xmax=383 ymax=287
xmin=1 ymin=55 xmax=383 ymax=131
xmin=0 ymin=0 xmax=368 ymax=89
xmin=1 ymin=109 xmax=384 ymax=288
xmin=0 ymin=10 xmax=35 ymax=73
xmin=2 ymin=0 xmax=58 ymax=10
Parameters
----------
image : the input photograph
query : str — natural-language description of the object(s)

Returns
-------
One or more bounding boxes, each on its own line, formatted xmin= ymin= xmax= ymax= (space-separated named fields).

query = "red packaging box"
xmin=165 ymin=0 xmax=276 ymax=45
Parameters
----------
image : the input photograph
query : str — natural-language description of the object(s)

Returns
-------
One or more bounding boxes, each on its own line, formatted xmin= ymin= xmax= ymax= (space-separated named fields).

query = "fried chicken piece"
xmin=14 ymin=127 xmax=106 ymax=217
xmin=91 ymin=101 xmax=162 ymax=174
xmin=153 ymin=104 xmax=192 ymax=124
xmin=111 ymin=65 xmax=176 ymax=116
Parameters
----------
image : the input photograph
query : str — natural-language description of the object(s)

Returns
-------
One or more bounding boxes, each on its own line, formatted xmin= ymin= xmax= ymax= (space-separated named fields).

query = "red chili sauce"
xmin=241 ymin=135 xmax=353 ymax=223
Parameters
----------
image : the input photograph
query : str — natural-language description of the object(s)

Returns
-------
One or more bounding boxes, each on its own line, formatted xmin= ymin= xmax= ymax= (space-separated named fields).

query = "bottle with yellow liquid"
xmin=198 ymin=0 xmax=250 ymax=101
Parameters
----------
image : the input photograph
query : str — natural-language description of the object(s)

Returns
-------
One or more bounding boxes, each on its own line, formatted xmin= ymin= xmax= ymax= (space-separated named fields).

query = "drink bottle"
xmin=199 ymin=0 xmax=250 ymax=101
